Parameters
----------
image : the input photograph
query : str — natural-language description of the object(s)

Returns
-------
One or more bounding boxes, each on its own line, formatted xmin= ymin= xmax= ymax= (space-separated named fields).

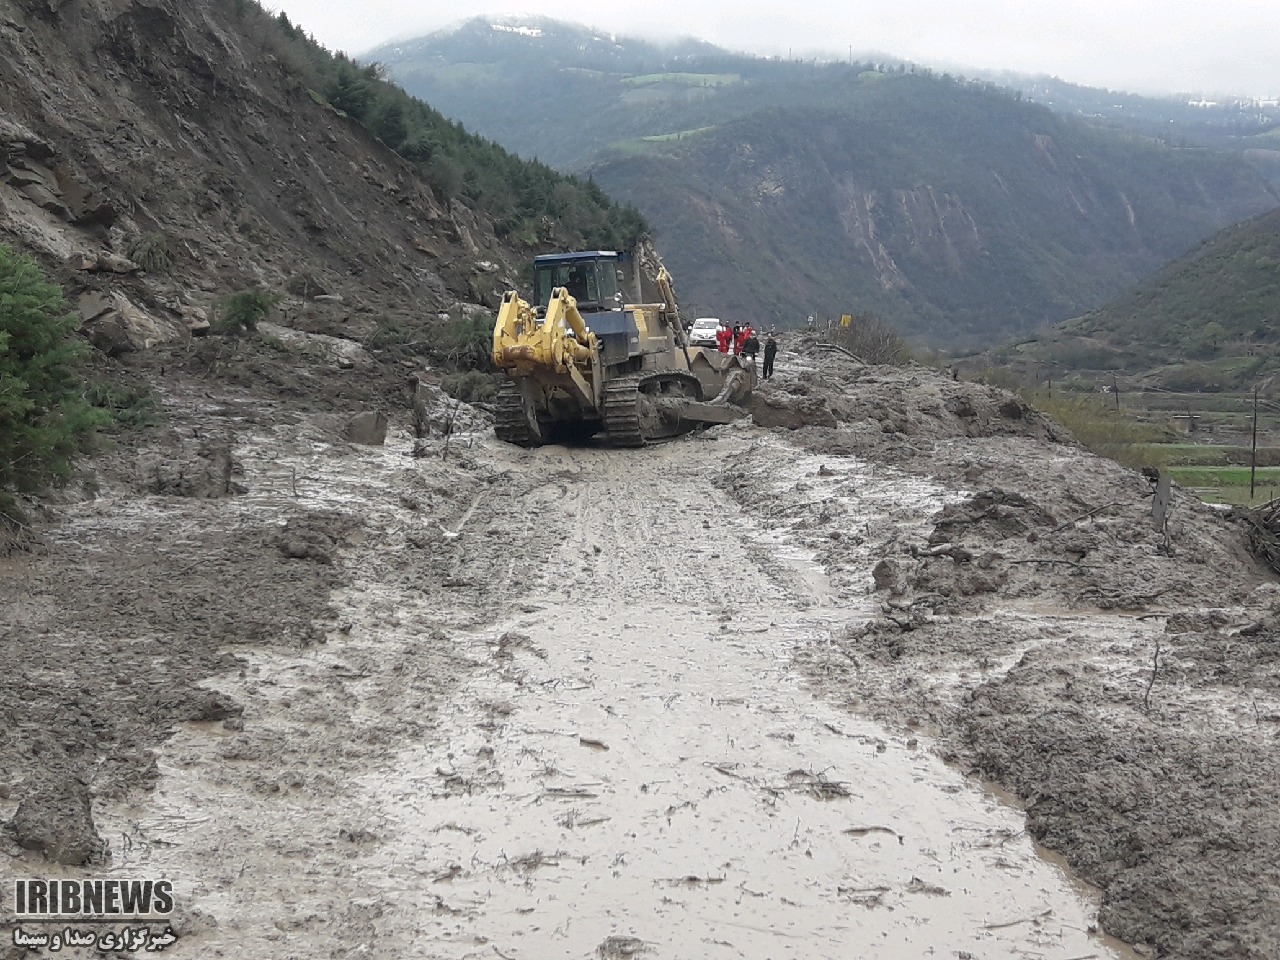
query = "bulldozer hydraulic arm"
xmin=492 ymin=288 xmax=602 ymax=413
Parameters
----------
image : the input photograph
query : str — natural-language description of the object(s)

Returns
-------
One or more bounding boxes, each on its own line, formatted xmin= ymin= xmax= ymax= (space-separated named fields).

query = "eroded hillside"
xmin=0 ymin=0 xmax=581 ymax=369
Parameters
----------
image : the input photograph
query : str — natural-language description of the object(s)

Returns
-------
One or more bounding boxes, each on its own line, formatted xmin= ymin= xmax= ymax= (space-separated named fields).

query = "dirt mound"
xmin=961 ymin=635 xmax=1280 ymax=960
xmin=138 ymin=434 xmax=244 ymax=497
xmin=719 ymin=351 xmax=1280 ymax=956
xmin=927 ymin=488 xmax=1058 ymax=543
xmin=0 ymin=503 xmax=354 ymax=808
xmin=7 ymin=777 xmax=102 ymax=865
xmin=755 ymin=342 xmax=1066 ymax=462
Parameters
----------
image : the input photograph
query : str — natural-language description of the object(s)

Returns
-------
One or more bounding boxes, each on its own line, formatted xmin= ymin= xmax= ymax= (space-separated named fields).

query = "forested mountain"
xmin=1005 ymin=207 xmax=1280 ymax=388
xmin=374 ymin=17 xmax=1280 ymax=346
xmin=973 ymin=71 xmax=1280 ymax=146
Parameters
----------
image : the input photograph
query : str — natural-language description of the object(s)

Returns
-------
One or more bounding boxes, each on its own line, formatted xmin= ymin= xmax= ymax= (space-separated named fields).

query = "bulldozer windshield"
xmin=534 ymin=258 xmax=620 ymax=312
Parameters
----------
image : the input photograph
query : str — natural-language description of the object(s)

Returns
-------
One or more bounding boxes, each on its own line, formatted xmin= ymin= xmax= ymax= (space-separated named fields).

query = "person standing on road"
xmin=743 ymin=330 xmax=760 ymax=363
xmin=715 ymin=322 xmax=731 ymax=354
xmin=762 ymin=334 xmax=778 ymax=379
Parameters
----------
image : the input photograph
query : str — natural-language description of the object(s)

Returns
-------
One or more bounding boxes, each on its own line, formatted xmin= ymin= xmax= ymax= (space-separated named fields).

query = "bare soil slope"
xmin=0 ymin=0 xmax=519 ymax=368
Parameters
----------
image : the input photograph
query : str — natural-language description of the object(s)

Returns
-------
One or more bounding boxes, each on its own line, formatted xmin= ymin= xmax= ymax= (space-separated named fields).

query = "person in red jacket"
xmin=734 ymin=323 xmax=753 ymax=356
xmin=715 ymin=322 xmax=732 ymax=354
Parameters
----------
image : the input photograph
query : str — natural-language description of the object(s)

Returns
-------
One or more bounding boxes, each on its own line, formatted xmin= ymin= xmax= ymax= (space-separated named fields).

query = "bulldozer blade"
xmin=677 ymin=402 xmax=747 ymax=425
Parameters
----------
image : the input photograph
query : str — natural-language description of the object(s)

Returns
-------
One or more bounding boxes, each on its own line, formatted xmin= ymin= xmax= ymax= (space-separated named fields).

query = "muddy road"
xmin=3 ymin=349 xmax=1278 ymax=958
xmin=2 ymin=410 xmax=1126 ymax=959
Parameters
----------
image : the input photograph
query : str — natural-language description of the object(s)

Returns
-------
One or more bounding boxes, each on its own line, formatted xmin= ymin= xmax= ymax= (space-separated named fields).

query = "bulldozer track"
xmin=494 ymin=381 xmax=541 ymax=448
xmin=602 ymin=372 xmax=703 ymax=447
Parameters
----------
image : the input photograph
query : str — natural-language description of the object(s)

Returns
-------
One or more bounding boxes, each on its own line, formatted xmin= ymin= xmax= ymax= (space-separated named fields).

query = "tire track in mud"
xmin=85 ymin=431 xmax=1131 ymax=958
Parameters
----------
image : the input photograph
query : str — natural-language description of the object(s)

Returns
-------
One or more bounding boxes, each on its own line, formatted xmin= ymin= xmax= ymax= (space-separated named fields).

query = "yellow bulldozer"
xmin=490 ymin=247 xmax=755 ymax=447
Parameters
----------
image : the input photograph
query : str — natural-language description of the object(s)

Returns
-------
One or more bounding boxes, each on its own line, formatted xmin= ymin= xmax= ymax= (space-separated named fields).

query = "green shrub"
xmin=215 ymin=288 xmax=282 ymax=334
xmin=85 ymin=382 xmax=161 ymax=430
xmin=440 ymin=371 xmax=498 ymax=404
xmin=0 ymin=244 xmax=106 ymax=494
xmin=433 ymin=315 xmax=494 ymax=371
xmin=1023 ymin=389 xmax=1170 ymax=470
xmin=125 ymin=234 xmax=171 ymax=274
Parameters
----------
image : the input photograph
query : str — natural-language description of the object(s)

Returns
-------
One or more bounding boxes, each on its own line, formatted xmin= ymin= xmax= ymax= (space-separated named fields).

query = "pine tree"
xmin=0 ymin=244 xmax=104 ymax=496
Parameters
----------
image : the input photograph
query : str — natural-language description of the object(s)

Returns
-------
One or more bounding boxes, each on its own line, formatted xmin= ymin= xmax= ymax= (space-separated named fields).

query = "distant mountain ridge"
xmin=1004 ymin=206 xmax=1280 ymax=388
xmin=374 ymin=17 xmax=1280 ymax=346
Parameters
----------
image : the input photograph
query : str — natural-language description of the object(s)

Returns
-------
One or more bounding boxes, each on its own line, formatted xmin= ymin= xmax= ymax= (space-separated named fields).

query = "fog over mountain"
xmin=277 ymin=0 xmax=1280 ymax=97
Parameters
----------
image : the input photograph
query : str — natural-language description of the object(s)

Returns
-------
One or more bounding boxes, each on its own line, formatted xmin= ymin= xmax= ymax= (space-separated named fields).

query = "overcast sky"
xmin=274 ymin=1 xmax=1279 ymax=98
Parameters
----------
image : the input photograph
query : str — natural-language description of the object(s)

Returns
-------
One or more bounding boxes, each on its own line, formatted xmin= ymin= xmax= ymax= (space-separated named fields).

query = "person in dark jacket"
xmin=762 ymin=335 xmax=778 ymax=379
xmin=743 ymin=331 xmax=760 ymax=362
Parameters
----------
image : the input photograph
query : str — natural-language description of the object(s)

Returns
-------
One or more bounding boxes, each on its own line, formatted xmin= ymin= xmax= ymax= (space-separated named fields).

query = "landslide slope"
xmin=0 ymin=0 xmax=638 ymax=377
xmin=376 ymin=17 xmax=1280 ymax=347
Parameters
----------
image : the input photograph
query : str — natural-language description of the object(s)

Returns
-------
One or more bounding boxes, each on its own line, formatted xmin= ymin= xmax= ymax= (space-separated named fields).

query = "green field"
xmin=1020 ymin=386 xmax=1279 ymax=505
xmin=1164 ymin=465 xmax=1280 ymax=505
xmin=621 ymin=72 xmax=741 ymax=87
xmin=605 ymin=126 xmax=718 ymax=156
xmin=1134 ymin=443 xmax=1280 ymax=466
xmin=641 ymin=126 xmax=717 ymax=142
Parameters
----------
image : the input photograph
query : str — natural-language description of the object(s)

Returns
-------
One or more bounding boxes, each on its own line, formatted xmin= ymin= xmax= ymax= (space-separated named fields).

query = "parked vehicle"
xmin=689 ymin=317 xmax=722 ymax=348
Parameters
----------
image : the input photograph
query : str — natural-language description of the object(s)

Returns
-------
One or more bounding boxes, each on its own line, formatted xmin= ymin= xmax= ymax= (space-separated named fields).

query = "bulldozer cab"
xmin=533 ymin=252 xmax=624 ymax=314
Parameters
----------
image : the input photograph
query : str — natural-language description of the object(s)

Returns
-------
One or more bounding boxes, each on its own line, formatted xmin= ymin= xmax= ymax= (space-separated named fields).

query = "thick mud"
xmin=3 ymin=344 xmax=1277 ymax=958
xmin=728 ymin=343 xmax=1280 ymax=959
xmin=4 ymin=408 xmax=1127 ymax=959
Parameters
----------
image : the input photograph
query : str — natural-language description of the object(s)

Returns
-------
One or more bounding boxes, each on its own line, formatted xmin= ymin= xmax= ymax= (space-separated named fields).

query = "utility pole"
xmin=1250 ymin=386 xmax=1259 ymax=501
xmin=1111 ymin=373 xmax=1120 ymax=412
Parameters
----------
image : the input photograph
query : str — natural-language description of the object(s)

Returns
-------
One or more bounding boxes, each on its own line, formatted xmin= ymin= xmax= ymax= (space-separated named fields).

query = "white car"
xmin=689 ymin=317 xmax=722 ymax=348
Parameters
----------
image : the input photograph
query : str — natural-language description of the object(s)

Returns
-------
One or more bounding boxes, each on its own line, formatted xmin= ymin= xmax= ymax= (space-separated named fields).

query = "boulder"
xmin=20 ymin=181 xmax=69 ymax=217
xmin=183 ymin=305 xmax=211 ymax=337
xmin=140 ymin=438 xmax=243 ymax=498
xmin=77 ymin=291 xmax=112 ymax=323
xmin=7 ymin=160 xmax=59 ymax=192
xmin=83 ymin=292 xmax=179 ymax=354
xmin=68 ymin=250 xmax=140 ymax=273
xmin=411 ymin=379 xmax=491 ymax=436
xmin=86 ymin=314 xmax=136 ymax=357
xmin=98 ymin=251 xmax=140 ymax=273
xmin=256 ymin=322 xmax=370 ymax=368
xmin=750 ymin=392 xmax=838 ymax=430
xmin=55 ymin=164 xmax=118 ymax=228
xmin=285 ymin=272 xmax=328 ymax=298
xmin=10 ymin=778 xmax=102 ymax=865
xmin=342 ymin=411 xmax=388 ymax=446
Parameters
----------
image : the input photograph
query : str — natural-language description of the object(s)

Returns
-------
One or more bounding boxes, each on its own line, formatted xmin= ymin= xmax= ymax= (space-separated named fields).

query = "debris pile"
xmin=1243 ymin=498 xmax=1280 ymax=575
